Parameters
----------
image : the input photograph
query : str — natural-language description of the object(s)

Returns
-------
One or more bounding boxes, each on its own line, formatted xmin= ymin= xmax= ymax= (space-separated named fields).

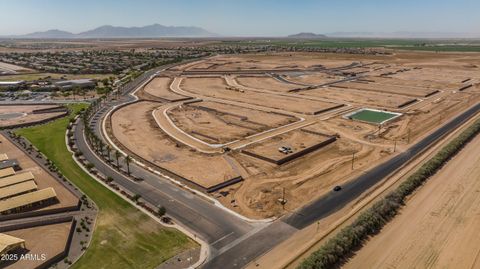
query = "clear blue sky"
xmin=1 ymin=0 xmax=479 ymax=36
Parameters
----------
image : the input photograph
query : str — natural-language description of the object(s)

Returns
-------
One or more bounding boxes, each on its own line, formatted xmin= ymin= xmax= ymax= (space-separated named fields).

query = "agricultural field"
xmin=107 ymin=51 xmax=480 ymax=219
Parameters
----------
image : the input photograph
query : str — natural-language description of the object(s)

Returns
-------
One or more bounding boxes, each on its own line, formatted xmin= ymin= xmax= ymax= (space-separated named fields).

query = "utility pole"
xmin=351 ymin=152 xmax=355 ymax=170
xmin=393 ymin=139 xmax=397 ymax=152
xmin=317 ymin=221 xmax=320 ymax=233
xmin=407 ymin=129 xmax=411 ymax=144
xmin=282 ymin=187 xmax=286 ymax=210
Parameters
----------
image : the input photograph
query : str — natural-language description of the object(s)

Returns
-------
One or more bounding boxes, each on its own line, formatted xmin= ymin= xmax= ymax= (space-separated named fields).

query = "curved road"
xmin=77 ymin=59 xmax=480 ymax=268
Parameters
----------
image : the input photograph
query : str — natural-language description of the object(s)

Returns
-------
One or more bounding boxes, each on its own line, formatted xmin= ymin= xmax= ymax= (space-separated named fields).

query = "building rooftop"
xmin=0 ymin=180 xmax=37 ymax=200
xmin=0 ymin=168 xmax=15 ymax=179
xmin=0 ymin=172 xmax=34 ymax=189
xmin=0 ymin=187 xmax=57 ymax=214
xmin=0 ymin=233 xmax=25 ymax=255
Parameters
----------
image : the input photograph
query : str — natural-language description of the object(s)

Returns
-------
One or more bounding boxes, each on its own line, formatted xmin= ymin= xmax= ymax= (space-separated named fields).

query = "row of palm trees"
xmin=81 ymin=96 xmax=133 ymax=175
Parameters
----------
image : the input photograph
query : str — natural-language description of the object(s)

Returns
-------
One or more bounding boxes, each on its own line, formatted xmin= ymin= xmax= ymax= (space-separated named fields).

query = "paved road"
xmin=284 ymin=102 xmax=480 ymax=229
xmin=77 ymin=59 xmax=480 ymax=268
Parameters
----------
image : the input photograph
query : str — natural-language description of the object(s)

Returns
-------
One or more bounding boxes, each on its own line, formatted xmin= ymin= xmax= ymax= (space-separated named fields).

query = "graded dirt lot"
xmin=299 ymin=86 xmax=415 ymax=109
xmin=235 ymin=76 xmax=299 ymax=92
xmin=181 ymin=77 xmax=341 ymax=115
xmin=168 ymin=101 xmax=297 ymax=144
xmin=108 ymin=51 xmax=480 ymax=219
xmin=0 ymin=134 xmax=79 ymax=212
xmin=0 ymin=105 xmax=65 ymax=127
xmin=141 ymin=76 xmax=190 ymax=101
xmin=4 ymin=221 xmax=72 ymax=269
xmin=343 ymin=133 xmax=480 ymax=269
xmin=110 ymin=101 xmax=239 ymax=188
xmin=242 ymin=128 xmax=333 ymax=162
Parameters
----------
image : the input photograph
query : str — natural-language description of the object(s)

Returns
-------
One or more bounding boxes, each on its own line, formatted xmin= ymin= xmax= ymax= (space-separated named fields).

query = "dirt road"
xmin=343 ymin=133 xmax=480 ymax=269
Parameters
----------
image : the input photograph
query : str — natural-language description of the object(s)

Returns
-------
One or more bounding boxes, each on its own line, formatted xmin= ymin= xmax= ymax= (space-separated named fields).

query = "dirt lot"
xmin=168 ymin=101 xmax=297 ymax=144
xmin=242 ymin=128 xmax=332 ymax=162
xmin=334 ymin=81 xmax=438 ymax=97
xmin=299 ymin=86 xmax=415 ymax=109
xmin=142 ymin=77 xmax=190 ymax=101
xmin=108 ymin=51 xmax=480 ymax=219
xmin=344 ymin=133 xmax=480 ymax=269
xmin=4 ymin=221 xmax=72 ymax=269
xmin=110 ymin=101 xmax=239 ymax=188
xmin=0 ymin=105 xmax=65 ymax=127
xmin=0 ymin=134 xmax=79 ymax=212
xmin=235 ymin=76 xmax=299 ymax=92
xmin=181 ymin=77 xmax=341 ymax=115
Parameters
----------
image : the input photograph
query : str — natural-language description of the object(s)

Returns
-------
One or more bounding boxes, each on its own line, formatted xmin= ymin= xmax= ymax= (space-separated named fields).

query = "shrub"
xmin=299 ymin=117 xmax=480 ymax=269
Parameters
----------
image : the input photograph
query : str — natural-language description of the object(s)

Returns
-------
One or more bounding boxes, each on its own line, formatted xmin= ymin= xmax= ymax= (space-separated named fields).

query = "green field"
xmin=217 ymin=39 xmax=480 ymax=52
xmin=348 ymin=109 xmax=400 ymax=124
xmin=15 ymin=103 xmax=195 ymax=269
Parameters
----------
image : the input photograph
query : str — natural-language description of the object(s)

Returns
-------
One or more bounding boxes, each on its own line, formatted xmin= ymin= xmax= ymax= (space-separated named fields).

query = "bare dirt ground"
xmin=168 ymin=101 xmax=296 ymax=144
xmin=242 ymin=128 xmax=332 ymax=162
xmin=0 ymin=61 xmax=34 ymax=73
xmin=142 ymin=76 xmax=189 ymax=101
xmin=235 ymin=76 xmax=299 ymax=92
xmin=0 ymin=134 xmax=79 ymax=212
xmin=108 ymin=51 xmax=480 ymax=219
xmin=343 ymin=133 xmax=480 ymax=269
xmin=299 ymin=86 xmax=414 ymax=109
xmin=0 ymin=105 xmax=65 ymax=127
xmin=4 ymin=221 xmax=72 ymax=269
xmin=110 ymin=101 xmax=239 ymax=188
xmin=180 ymin=77 xmax=340 ymax=115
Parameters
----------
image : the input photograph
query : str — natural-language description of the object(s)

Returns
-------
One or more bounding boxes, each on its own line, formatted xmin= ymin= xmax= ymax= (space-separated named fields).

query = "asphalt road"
xmin=284 ymin=102 xmax=480 ymax=229
xmin=76 ymin=59 xmax=480 ymax=268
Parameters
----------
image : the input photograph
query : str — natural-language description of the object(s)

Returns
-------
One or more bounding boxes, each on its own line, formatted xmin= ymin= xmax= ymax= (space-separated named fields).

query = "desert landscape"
xmin=343 ymin=129 xmax=480 ymax=269
xmin=105 ymin=51 xmax=480 ymax=218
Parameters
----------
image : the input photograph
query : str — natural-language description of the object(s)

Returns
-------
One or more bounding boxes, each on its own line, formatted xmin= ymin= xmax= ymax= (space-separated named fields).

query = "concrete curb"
xmin=73 ymin=118 xmax=209 ymax=268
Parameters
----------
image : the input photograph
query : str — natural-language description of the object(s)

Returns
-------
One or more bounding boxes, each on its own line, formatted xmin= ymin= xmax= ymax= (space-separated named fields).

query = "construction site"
xmin=105 ymin=51 xmax=480 ymax=219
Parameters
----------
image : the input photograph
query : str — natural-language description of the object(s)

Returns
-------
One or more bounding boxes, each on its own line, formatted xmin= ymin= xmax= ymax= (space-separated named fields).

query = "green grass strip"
xmin=15 ymin=103 xmax=195 ymax=269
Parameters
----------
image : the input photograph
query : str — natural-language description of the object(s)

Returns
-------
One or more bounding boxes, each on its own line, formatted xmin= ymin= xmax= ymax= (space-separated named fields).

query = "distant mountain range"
xmin=326 ymin=31 xmax=480 ymax=38
xmin=287 ymin=32 xmax=327 ymax=39
xmin=7 ymin=24 xmax=216 ymax=38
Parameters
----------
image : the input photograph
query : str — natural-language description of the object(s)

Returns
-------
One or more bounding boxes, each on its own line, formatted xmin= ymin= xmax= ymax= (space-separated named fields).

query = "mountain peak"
xmin=16 ymin=24 xmax=216 ymax=39
xmin=287 ymin=32 xmax=327 ymax=39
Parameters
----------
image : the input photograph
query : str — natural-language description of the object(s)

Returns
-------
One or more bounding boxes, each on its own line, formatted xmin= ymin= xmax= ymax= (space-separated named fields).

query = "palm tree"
xmin=114 ymin=150 xmax=122 ymax=169
xmin=125 ymin=155 xmax=132 ymax=175
xmin=105 ymin=145 xmax=112 ymax=162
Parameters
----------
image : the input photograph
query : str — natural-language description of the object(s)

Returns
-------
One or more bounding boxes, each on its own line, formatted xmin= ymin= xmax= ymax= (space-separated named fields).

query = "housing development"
xmin=1 ymin=2 xmax=480 ymax=269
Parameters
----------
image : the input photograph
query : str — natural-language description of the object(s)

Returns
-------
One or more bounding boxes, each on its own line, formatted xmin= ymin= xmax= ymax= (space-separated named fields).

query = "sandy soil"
xmin=108 ymin=51 xmax=480 ymax=219
xmin=335 ymin=81 xmax=437 ymax=97
xmin=110 ymin=101 xmax=239 ymax=188
xmin=4 ymin=221 xmax=72 ymax=269
xmin=243 ymin=128 xmax=332 ymax=161
xmin=181 ymin=77 xmax=340 ymax=115
xmin=343 ymin=133 xmax=480 ymax=269
xmin=0 ymin=105 xmax=65 ymax=127
xmin=300 ymin=86 xmax=415 ymax=109
xmin=284 ymin=73 xmax=344 ymax=86
xmin=235 ymin=76 xmax=299 ymax=92
xmin=0 ymin=134 xmax=79 ymax=212
xmin=168 ymin=101 xmax=296 ymax=144
xmin=142 ymin=77 xmax=189 ymax=101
